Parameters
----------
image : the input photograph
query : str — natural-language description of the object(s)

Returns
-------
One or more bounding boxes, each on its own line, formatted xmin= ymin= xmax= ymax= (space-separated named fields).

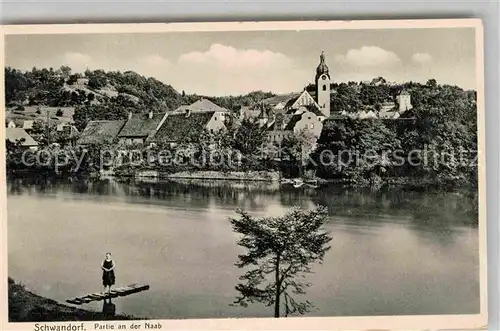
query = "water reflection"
xmin=7 ymin=176 xmax=480 ymax=318
xmin=102 ymin=298 xmax=116 ymax=319
xmin=7 ymin=176 xmax=479 ymax=230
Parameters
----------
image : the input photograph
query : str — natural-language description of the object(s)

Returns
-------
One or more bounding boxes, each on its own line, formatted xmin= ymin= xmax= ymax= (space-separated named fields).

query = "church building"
xmin=262 ymin=51 xmax=332 ymax=144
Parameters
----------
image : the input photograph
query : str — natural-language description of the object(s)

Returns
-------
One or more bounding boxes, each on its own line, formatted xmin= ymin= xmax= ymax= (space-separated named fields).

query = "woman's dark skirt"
xmin=102 ymin=271 xmax=115 ymax=287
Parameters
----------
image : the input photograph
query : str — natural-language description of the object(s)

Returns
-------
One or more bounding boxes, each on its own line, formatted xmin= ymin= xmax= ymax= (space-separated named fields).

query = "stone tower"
xmin=396 ymin=89 xmax=412 ymax=112
xmin=315 ymin=51 xmax=331 ymax=117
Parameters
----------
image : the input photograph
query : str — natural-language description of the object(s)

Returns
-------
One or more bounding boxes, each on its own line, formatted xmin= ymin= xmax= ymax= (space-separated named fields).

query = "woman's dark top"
xmin=102 ymin=259 xmax=115 ymax=287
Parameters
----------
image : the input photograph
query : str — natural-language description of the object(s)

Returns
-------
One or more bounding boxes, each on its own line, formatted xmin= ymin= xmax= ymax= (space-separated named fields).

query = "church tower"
xmin=315 ymin=51 xmax=331 ymax=117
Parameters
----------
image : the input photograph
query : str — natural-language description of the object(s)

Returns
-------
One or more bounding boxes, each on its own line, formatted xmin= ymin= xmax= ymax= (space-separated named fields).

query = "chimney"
xmin=148 ymin=110 xmax=153 ymax=119
xmin=128 ymin=111 xmax=133 ymax=119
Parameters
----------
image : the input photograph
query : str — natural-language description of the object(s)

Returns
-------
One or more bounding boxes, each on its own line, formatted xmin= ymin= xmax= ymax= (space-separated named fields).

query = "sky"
xmin=5 ymin=28 xmax=477 ymax=96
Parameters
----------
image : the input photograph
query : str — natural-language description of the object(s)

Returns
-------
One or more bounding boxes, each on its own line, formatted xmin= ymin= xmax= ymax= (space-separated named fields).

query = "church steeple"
xmin=315 ymin=51 xmax=331 ymax=117
xmin=315 ymin=51 xmax=330 ymax=82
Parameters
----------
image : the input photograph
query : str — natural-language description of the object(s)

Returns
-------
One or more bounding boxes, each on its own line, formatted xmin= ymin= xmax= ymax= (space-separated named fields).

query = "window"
xmin=308 ymin=116 xmax=311 ymax=120
xmin=214 ymin=117 xmax=217 ymax=121
xmin=322 ymin=85 xmax=326 ymax=91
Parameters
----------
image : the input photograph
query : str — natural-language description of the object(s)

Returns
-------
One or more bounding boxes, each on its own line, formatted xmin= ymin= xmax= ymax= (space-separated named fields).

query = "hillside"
xmin=5 ymin=66 xmax=276 ymax=129
xmin=5 ymin=66 xmax=184 ymax=111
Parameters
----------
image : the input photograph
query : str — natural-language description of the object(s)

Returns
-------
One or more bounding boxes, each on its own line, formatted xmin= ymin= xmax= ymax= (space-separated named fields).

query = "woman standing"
xmin=101 ymin=252 xmax=116 ymax=294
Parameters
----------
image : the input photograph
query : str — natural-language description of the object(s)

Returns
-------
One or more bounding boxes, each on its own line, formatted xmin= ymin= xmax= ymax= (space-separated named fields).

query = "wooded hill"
xmin=4 ymin=66 xmax=275 ymax=129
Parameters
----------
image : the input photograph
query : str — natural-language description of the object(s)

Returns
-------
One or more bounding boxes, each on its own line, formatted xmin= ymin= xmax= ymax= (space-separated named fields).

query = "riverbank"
xmin=131 ymin=169 xmax=281 ymax=182
xmin=8 ymin=278 xmax=140 ymax=322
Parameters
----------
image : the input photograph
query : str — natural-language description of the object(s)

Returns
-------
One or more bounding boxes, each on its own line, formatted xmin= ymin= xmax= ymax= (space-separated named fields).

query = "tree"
xmin=426 ymin=78 xmax=437 ymax=88
xmin=228 ymin=118 xmax=268 ymax=158
xmin=229 ymin=206 xmax=332 ymax=318
xmin=60 ymin=65 xmax=72 ymax=79
xmin=279 ymin=129 xmax=317 ymax=178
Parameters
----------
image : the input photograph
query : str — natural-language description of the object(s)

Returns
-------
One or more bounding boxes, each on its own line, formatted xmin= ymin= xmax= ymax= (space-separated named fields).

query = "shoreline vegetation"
xmin=8 ymin=278 xmax=141 ymax=322
xmin=5 ymin=66 xmax=479 ymax=192
xmin=6 ymin=167 xmax=474 ymax=192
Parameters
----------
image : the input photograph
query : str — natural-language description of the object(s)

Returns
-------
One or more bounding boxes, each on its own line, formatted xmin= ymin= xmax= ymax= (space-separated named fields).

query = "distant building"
xmin=173 ymin=98 xmax=230 ymax=119
xmin=22 ymin=120 xmax=34 ymax=132
xmin=153 ymin=110 xmax=226 ymax=145
xmin=118 ymin=110 xmax=168 ymax=145
xmin=343 ymin=89 xmax=413 ymax=120
xmin=56 ymin=123 xmax=80 ymax=140
xmin=76 ymin=120 xmax=126 ymax=146
xmin=267 ymin=106 xmax=324 ymax=144
xmin=396 ymin=89 xmax=412 ymax=112
xmin=262 ymin=51 xmax=335 ymax=142
xmin=5 ymin=128 xmax=38 ymax=150
xmin=239 ymin=106 xmax=261 ymax=120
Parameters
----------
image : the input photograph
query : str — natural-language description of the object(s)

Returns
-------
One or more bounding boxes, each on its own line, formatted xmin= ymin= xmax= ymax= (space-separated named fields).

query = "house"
xmin=117 ymin=110 xmax=168 ymax=145
xmin=5 ymin=118 xmax=36 ymax=133
xmin=239 ymin=106 xmax=261 ymax=120
xmin=173 ymin=98 xmax=230 ymax=118
xmin=56 ymin=123 xmax=80 ymax=138
xmin=153 ymin=110 xmax=226 ymax=145
xmin=261 ymin=93 xmax=301 ymax=113
xmin=267 ymin=106 xmax=324 ymax=144
xmin=76 ymin=120 xmax=126 ymax=146
xmin=380 ymin=101 xmax=396 ymax=112
xmin=5 ymin=128 xmax=38 ymax=150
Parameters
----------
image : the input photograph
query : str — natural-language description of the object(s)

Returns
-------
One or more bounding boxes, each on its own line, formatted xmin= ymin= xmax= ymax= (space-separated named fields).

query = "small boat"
xmin=281 ymin=178 xmax=294 ymax=185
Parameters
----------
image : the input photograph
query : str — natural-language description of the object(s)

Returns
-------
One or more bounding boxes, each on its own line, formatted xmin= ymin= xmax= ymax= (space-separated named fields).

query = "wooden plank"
xmin=66 ymin=299 xmax=82 ymax=305
xmin=66 ymin=284 xmax=150 ymax=304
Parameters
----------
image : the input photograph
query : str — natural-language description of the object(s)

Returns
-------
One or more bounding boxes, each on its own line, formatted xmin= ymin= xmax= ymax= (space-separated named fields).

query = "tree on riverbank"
xmin=229 ymin=206 xmax=332 ymax=318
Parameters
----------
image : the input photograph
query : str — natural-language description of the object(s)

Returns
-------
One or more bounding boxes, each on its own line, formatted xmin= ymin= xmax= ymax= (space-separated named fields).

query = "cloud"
xmin=334 ymin=46 xmax=401 ymax=68
xmin=172 ymin=44 xmax=308 ymax=95
xmin=139 ymin=54 xmax=171 ymax=68
xmin=411 ymin=52 xmax=433 ymax=64
xmin=179 ymin=44 xmax=293 ymax=70
xmin=62 ymin=52 xmax=92 ymax=72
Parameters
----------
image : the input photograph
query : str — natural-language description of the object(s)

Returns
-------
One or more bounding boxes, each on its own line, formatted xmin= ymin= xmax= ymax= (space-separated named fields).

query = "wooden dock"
xmin=65 ymin=283 xmax=150 ymax=305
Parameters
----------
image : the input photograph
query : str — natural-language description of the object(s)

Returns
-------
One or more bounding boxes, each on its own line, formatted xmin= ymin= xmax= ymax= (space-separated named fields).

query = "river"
xmin=7 ymin=177 xmax=480 ymax=319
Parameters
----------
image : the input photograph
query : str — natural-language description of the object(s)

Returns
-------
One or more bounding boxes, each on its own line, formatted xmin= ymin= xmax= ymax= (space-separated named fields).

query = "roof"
xmin=326 ymin=115 xmax=349 ymax=120
xmin=118 ymin=112 xmax=166 ymax=138
xmin=284 ymin=114 xmax=303 ymax=130
xmin=5 ymin=128 xmax=38 ymax=146
xmin=379 ymin=111 xmax=398 ymax=119
xmin=154 ymin=111 xmax=215 ymax=143
xmin=173 ymin=98 xmax=228 ymax=113
xmin=23 ymin=120 xmax=34 ymax=130
xmin=56 ymin=123 xmax=80 ymax=136
xmin=77 ymin=120 xmax=126 ymax=145
xmin=303 ymin=105 xmax=324 ymax=117
xmin=284 ymin=96 xmax=301 ymax=110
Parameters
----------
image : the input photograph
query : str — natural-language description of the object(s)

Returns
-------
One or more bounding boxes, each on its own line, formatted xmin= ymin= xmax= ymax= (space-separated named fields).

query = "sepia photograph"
xmin=1 ymin=19 xmax=487 ymax=330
